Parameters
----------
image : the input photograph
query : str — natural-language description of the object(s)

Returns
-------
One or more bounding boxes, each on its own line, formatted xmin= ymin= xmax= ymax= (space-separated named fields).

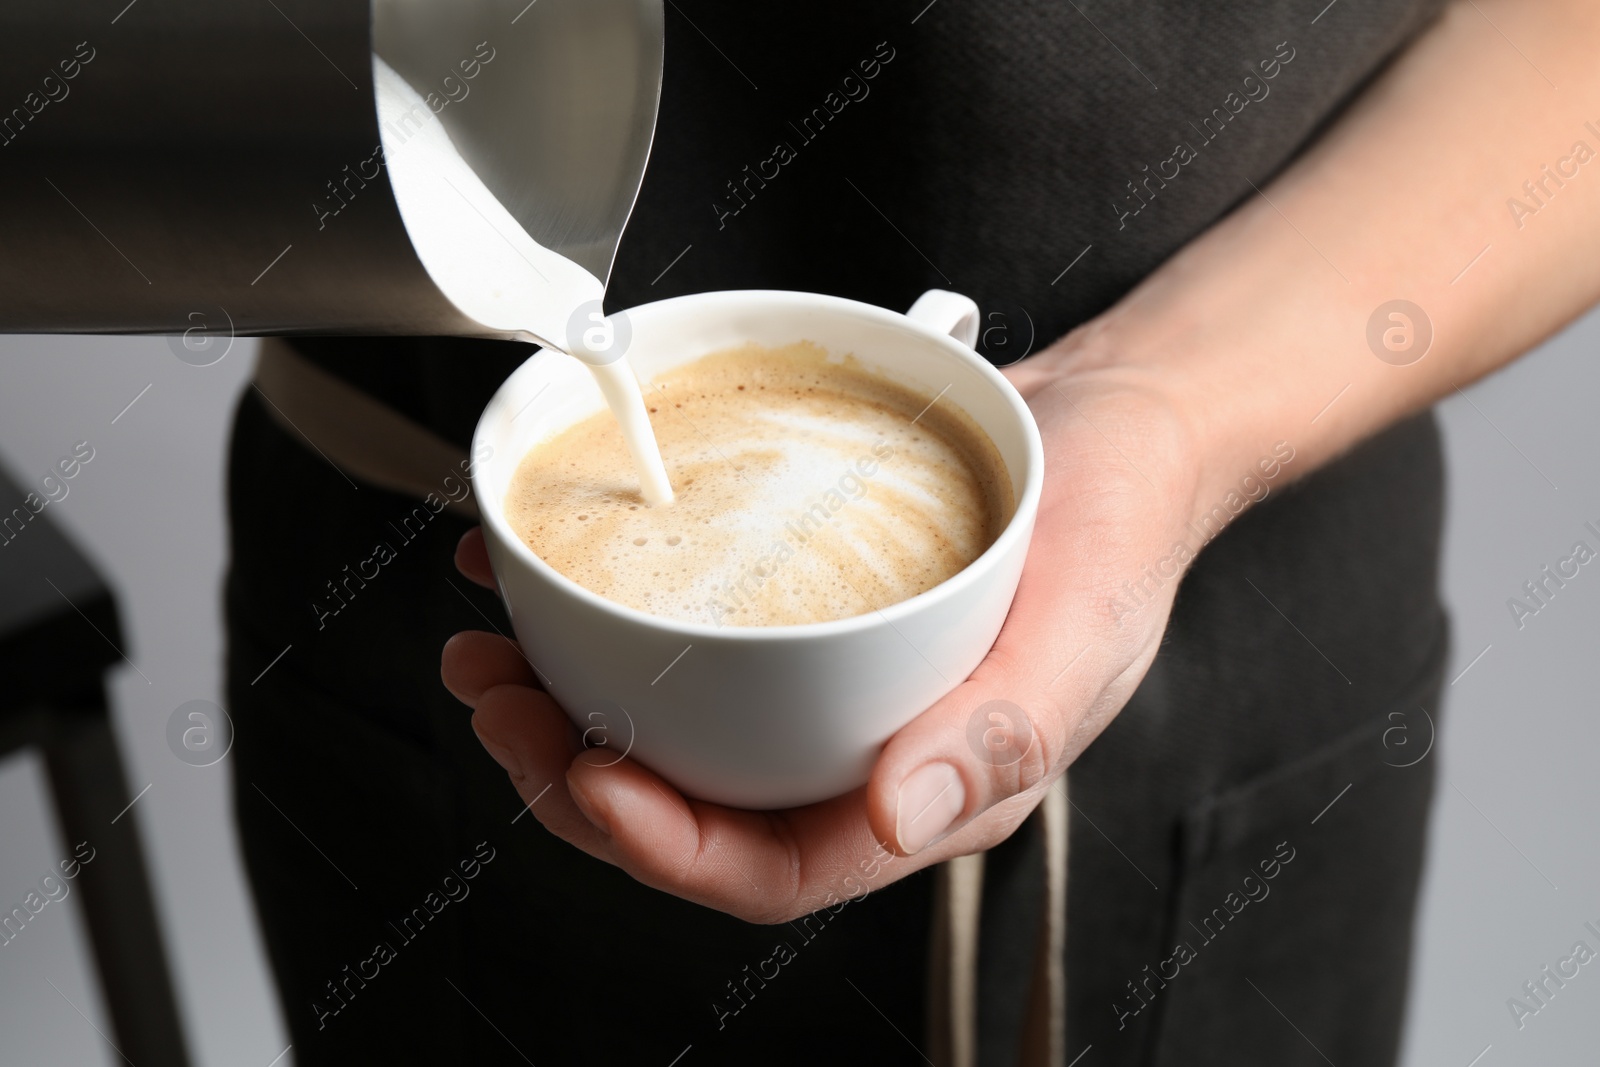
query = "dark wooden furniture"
xmin=0 ymin=464 xmax=191 ymax=1065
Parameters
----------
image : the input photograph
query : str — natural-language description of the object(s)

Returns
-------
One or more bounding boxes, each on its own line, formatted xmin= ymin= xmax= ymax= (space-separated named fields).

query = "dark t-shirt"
xmin=239 ymin=4 xmax=1453 ymax=1065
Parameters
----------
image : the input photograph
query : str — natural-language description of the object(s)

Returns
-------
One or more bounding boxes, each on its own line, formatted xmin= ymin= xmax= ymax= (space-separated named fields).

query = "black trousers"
xmin=226 ymin=389 xmax=1448 ymax=1066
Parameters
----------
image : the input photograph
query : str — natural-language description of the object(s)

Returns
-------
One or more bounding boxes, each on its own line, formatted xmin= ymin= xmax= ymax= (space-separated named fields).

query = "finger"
xmin=455 ymin=527 xmax=496 ymax=589
xmin=864 ymin=519 xmax=1123 ymax=857
xmin=566 ymin=756 xmax=890 ymax=923
xmin=441 ymin=631 xmax=538 ymax=706
xmin=477 ymin=686 xmax=901 ymax=920
xmin=471 ymin=684 xmax=614 ymax=860
xmin=999 ymin=345 xmax=1071 ymax=398
xmin=1000 ymin=361 xmax=1040 ymax=392
xmin=867 ymin=384 xmax=1191 ymax=858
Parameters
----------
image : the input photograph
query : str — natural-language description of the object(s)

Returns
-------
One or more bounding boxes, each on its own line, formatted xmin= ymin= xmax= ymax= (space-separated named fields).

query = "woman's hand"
xmin=441 ymin=350 xmax=1201 ymax=923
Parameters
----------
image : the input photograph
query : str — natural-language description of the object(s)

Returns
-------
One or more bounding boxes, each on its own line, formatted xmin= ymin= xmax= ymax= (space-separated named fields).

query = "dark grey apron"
xmin=226 ymin=1 xmax=1451 ymax=1062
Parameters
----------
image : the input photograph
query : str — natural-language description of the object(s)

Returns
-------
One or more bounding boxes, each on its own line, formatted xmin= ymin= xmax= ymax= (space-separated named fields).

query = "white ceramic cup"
xmin=472 ymin=289 xmax=1044 ymax=809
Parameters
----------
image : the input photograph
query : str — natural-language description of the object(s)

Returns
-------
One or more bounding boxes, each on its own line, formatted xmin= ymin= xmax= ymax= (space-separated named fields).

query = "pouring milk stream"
xmin=373 ymin=57 xmax=675 ymax=506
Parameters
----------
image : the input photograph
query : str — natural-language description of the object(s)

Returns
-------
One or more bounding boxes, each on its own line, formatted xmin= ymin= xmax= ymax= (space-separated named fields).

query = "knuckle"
xmin=760 ymin=813 xmax=805 ymax=920
xmin=963 ymin=687 xmax=1062 ymax=803
xmin=734 ymin=900 xmax=781 ymax=924
xmin=1008 ymin=702 xmax=1059 ymax=793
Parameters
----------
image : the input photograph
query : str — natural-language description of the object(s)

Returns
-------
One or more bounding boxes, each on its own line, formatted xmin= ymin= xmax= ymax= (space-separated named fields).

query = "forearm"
xmin=1028 ymin=0 xmax=1600 ymax=524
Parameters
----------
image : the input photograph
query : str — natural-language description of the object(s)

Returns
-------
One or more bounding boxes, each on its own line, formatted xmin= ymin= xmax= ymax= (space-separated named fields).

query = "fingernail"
xmin=895 ymin=763 xmax=966 ymax=855
xmin=471 ymin=714 xmax=523 ymax=781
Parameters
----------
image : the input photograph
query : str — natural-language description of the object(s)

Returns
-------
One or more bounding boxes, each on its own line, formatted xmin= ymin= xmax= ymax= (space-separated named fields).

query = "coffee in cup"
xmin=504 ymin=341 xmax=1014 ymax=627
xmin=473 ymin=289 xmax=1043 ymax=808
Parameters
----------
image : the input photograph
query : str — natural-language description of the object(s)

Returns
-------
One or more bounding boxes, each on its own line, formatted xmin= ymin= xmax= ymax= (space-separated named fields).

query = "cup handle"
xmin=906 ymin=289 xmax=980 ymax=350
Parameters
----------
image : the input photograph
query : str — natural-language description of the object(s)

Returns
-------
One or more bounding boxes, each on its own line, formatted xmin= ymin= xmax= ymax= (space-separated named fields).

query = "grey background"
xmin=0 ymin=307 xmax=1596 ymax=1065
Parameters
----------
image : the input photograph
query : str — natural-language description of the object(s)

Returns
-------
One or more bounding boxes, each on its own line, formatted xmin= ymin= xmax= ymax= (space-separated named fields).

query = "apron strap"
xmin=927 ymin=774 xmax=1069 ymax=1067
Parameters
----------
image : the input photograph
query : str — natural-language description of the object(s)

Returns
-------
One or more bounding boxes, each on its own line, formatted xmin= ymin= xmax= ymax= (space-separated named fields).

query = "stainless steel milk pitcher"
xmin=0 ymin=0 xmax=662 ymax=343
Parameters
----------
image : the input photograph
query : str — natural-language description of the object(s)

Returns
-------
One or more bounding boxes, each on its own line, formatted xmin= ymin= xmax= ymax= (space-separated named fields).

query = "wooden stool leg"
xmin=43 ymin=692 xmax=192 ymax=1067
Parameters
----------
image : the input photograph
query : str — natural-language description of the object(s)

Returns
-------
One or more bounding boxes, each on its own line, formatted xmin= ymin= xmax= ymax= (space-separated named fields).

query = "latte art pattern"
xmin=507 ymin=343 xmax=1013 ymax=626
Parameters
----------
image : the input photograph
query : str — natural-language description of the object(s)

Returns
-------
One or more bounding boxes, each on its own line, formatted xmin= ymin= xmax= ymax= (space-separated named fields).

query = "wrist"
xmin=1028 ymin=297 xmax=1306 ymax=548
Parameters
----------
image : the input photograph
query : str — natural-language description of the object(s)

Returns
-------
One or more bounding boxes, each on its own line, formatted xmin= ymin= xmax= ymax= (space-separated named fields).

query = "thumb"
xmin=863 ymin=416 xmax=1185 ymax=856
xmin=865 ymin=640 xmax=1085 ymax=858
xmin=862 ymin=529 xmax=1169 ymax=858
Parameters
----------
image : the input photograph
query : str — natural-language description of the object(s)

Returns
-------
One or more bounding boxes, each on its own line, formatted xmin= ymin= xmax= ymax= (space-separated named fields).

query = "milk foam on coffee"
xmin=507 ymin=343 xmax=1014 ymax=627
